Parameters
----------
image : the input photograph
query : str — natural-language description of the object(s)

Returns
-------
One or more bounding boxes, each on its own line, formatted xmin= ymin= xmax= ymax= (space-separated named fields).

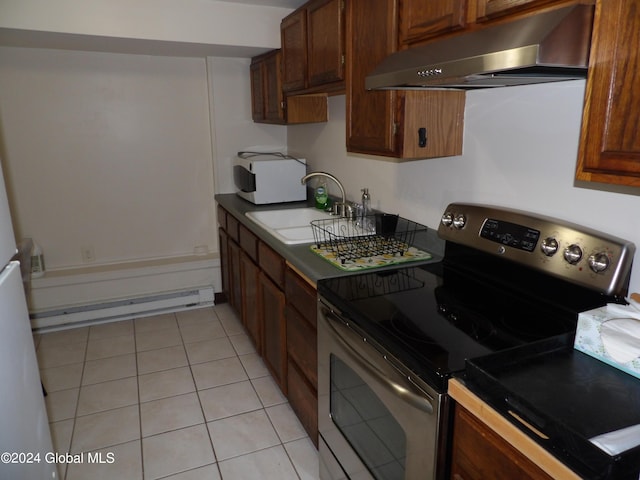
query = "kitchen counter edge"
xmin=448 ymin=378 xmax=581 ymax=480
xmin=215 ymin=193 xmax=444 ymax=285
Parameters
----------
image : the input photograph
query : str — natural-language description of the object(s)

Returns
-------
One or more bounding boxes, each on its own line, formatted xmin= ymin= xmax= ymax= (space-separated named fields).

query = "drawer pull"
xmin=508 ymin=410 xmax=549 ymax=440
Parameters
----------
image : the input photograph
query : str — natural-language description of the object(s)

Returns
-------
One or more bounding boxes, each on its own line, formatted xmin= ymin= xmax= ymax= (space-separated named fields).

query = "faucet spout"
xmin=300 ymin=171 xmax=346 ymax=205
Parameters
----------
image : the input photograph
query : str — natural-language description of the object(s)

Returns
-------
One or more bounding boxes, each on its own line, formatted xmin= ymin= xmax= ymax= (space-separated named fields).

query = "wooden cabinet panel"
xmin=576 ymin=0 xmax=640 ymax=186
xmin=218 ymin=228 xmax=229 ymax=304
xmin=281 ymin=9 xmax=308 ymax=92
xmin=259 ymin=242 xmax=285 ymax=289
xmin=216 ymin=205 xmax=227 ymax=231
xmin=250 ymin=60 xmax=266 ymax=122
xmin=239 ymin=224 xmax=259 ymax=263
xmin=451 ymin=405 xmax=554 ymax=480
xmin=346 ymin=0 xmax=400 ymax=156
xmin=250 ymin=50 xmax=286 ymax=124
xmin=399 ymin=0 xmax=468 ymax=45
xmin=226 ymin=213 xmax=239 ymax=242
xmin=475 ymin=0 xmax=562 ymax=22
xmin=228 ymin=239 xmax=242 ymax=314
xmin=240 ymin=251 xmax=261 ymax=352
xmin=307 ymin=0 xmax=345 ymax=87
xmin=286 ymin=304 xmax=317 ymax=388
xmin=285 ymin=268 xmax=317 ymax=327
xmin=287 ymin=359 xmax=319 ymax=447
xmin=285 ymin=266 xmax=318 ymax=443
xmin=346 ymin=0 xmax=465 ymax=159
xmin=260 ymin=272 xmax=287 ymax=392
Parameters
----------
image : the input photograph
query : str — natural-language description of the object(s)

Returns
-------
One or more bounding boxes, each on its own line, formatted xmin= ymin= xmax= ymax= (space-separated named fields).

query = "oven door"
xmin=318 ymin=300 xmax=446 ymax=480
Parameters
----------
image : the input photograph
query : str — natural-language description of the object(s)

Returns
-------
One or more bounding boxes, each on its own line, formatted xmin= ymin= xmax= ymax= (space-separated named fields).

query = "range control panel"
xmin=438 ymin=203 xmax=636 ymax=297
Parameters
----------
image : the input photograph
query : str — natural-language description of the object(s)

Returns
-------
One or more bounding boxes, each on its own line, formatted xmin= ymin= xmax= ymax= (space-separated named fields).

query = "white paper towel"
xmin=600 ymin=304 xmax=640 ymax=364
xmin=590 ymin=423 xmax=640 ymax=456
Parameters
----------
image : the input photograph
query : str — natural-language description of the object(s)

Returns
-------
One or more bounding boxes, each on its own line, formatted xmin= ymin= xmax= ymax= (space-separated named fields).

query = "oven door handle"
xmin=323 ymin=309 xmax=435 ymax=415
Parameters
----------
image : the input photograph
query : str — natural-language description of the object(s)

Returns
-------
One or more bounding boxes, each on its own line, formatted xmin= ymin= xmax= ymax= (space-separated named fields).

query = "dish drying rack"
xmin=310 ymin=214 xmax=427 ymax=264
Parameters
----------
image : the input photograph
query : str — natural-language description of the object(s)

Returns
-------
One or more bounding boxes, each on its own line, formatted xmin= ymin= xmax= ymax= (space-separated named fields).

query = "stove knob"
xmin=564 ymin=244 xmax=583 ymax=265
xmin=540 ymin=237 xmax=559 ymax=256
xmin=588 ymin=252 xmax=610 ymax=273
xmin=453 ymin=213 xmax=466 ymax=229
xmin=441 ymin=212 xmax=453 ymax=227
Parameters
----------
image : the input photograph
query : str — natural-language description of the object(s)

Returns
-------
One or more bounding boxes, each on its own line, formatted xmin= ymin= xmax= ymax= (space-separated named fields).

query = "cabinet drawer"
xmin=258 ymin=242 xmax=285 ymax=288
xmin=226 ymin=213 xmax=239 ymax=242
xmin=286 ymin=304 xmax=317 ymax=388
xmin=217 ymin=205 xmax=227 ymax=230
xmin=451 ymin=405 xmax=554 ymax=480
xmin=285 ymin=268 xmax=317 ymax=327
xmin=239 ymin=224 xmax=259 ymax=262
xmin=287 ymin=359 xmax=318 ymax=446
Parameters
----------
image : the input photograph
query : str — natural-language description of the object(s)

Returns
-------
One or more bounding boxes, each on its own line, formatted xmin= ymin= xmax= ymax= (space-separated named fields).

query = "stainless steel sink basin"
xmin=245 ymin=207 xmax=331 ymax=244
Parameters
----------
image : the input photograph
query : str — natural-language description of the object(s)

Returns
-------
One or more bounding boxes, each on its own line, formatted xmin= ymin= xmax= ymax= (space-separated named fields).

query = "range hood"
xmin=365 ymin=4 xmax=594 ymax=90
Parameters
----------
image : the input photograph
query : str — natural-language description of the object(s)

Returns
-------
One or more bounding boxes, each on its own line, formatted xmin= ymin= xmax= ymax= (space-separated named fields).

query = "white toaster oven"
xmin=233 ymin=152 xmax=307 ymax=204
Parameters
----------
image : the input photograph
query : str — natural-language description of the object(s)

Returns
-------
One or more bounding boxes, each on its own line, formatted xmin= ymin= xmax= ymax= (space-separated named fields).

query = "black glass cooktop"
xmin=317 ymin=249 xmax=615 ymax=392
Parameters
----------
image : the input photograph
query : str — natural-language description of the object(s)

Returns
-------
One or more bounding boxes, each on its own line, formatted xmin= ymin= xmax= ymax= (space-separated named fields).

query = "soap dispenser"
xmin=315 ymin=182 xmax=329 ymax=210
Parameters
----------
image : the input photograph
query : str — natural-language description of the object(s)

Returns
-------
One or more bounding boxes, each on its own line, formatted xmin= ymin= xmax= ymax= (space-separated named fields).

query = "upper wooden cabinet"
xmin=250 ymin=49 xmax=328 ymax=125
xmin=250 ymin=50 xmax=285 ymax=123
xmin=399 ymin=0 xmax=586 ymax=46
xmin=575 ymin=0 xmax=640 ymax=187
xmin=281 ymin=9 xmax=308 ymax=92
xmin=451 ymin=404 xmax=555 ymax=480
xmin=399 ymin=0 xmax=468 ymax=45
xmin=475 ymin=0 xmax=565 ymax=22
xmin=347 ymin=0 xmax=465 ymax=159
xmin=281 ymin=0 xmax=345 ymax=94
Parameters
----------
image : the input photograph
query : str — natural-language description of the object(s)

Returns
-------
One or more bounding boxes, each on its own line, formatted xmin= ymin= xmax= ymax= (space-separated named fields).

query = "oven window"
xmin=330 ymin=354 xmax=406 ymax=479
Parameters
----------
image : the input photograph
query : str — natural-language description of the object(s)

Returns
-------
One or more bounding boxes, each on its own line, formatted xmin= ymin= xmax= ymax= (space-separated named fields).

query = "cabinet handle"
xmin=418 ymin=127 xmax=427 ymax=147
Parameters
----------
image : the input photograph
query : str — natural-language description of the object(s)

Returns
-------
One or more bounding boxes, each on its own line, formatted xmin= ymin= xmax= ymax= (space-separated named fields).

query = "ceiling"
xmin=221 ymin=0 xmax=307 ymax=8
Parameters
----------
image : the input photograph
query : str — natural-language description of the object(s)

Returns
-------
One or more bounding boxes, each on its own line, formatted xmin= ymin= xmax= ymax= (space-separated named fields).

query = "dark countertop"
xmin=215 ymin=193 xmax=445 ymax=284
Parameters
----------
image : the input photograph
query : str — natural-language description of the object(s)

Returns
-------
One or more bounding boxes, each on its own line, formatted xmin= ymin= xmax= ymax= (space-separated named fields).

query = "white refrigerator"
xmin=0 ymin=162 xmax=57 ymax=479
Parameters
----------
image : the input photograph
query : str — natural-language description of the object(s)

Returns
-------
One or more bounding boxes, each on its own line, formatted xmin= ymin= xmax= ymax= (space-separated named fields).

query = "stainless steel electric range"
xmin=316 ymin=203 xmax=636 ymax=480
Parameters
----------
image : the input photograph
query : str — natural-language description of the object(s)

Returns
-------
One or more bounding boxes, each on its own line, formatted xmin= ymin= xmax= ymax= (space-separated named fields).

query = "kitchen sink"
xmin=245 ymin=207 xmax=331 ymax=244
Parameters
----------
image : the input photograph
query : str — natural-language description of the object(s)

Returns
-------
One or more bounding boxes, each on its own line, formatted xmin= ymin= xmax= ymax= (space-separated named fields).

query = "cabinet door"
xmin=259 ymin=272 xmax=287 ymax=392
xmin=281 ymin=8 xmax=308 ymax=92
xmin=346 ymin=0 xmax=401 ymax=156
xmin=218 ymin=228 xmax=229 ymax=304
xmin=240 ymin=251 xmax=261 ymax=353
xmin=250 ymin=50 xmax=285 ymax=124
xmin=250 ymin=60 xmax=265 ymax=122
xmin=263 ymin=50 xmax=286 ymax=123
xmin=399 ymin=0 xmax=468 ymax=46
xmin=347 ymin=0 xmax=465 ymax=159
xmin=307 ymin=0 xmax=345 ymax=87
xmin=575 ymin=0 xmax=640 ymax=186
xmin=475 ymin=0 xmax=560 ymax=22
xmin=287 ymin=359 xmax=318 ymax=447
xmin=228 ymin=239 xmax=242 ymax=315
xmin=451 ymin=405 xmax=554 ymax=480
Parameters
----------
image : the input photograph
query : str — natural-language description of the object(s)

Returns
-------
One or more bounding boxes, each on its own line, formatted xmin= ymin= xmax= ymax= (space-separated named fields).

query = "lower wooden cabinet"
xmin=259 ymin=271 xmax=288 ymax=393
xmin=239 ymin=250 xmax=261 ymax=353
xmin=450 ymin=404 xmax=553 ymax=480
xmin=285 ymin=266 xmax=318 ymax=445
xmin=217 ymin=205 xmax=319 ymax=444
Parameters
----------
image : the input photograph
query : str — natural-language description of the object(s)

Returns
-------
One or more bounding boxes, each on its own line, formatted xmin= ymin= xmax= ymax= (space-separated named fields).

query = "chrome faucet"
xmin=300 ymin=172 xmax=350 ymax=217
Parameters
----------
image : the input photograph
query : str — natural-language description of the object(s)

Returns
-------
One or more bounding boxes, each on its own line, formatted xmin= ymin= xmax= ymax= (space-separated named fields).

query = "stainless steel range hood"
xmin=365 ymin=4 xmax=594 ymax=90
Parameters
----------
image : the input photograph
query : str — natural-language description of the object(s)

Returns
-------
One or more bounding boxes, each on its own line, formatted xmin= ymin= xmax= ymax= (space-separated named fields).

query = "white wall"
xmin=287 ymin=81 xmax=640 ymax=293
xmin=0 ymin=46 xmax=216 ymax=269
xmin=207 ymin=56 xmax=287 ymax=195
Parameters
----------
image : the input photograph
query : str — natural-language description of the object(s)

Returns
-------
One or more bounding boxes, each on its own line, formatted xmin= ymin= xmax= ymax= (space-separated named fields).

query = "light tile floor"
xmin=34 ymin=304 xmax=319 ymax=480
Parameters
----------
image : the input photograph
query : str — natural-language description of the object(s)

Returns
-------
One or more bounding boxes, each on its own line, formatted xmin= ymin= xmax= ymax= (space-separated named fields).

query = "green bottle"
xmin=315 ymin=184 xmax=328 ymax=209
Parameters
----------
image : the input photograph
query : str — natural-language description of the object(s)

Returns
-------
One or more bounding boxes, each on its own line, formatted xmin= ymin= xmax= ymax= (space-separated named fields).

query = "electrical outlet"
xmin=81 ymin=246 xmax=95 ymax=263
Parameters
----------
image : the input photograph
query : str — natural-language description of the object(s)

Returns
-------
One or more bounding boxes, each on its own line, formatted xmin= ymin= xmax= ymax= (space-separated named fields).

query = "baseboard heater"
xmin=30 ymin=287 xmax=215 ymax=331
